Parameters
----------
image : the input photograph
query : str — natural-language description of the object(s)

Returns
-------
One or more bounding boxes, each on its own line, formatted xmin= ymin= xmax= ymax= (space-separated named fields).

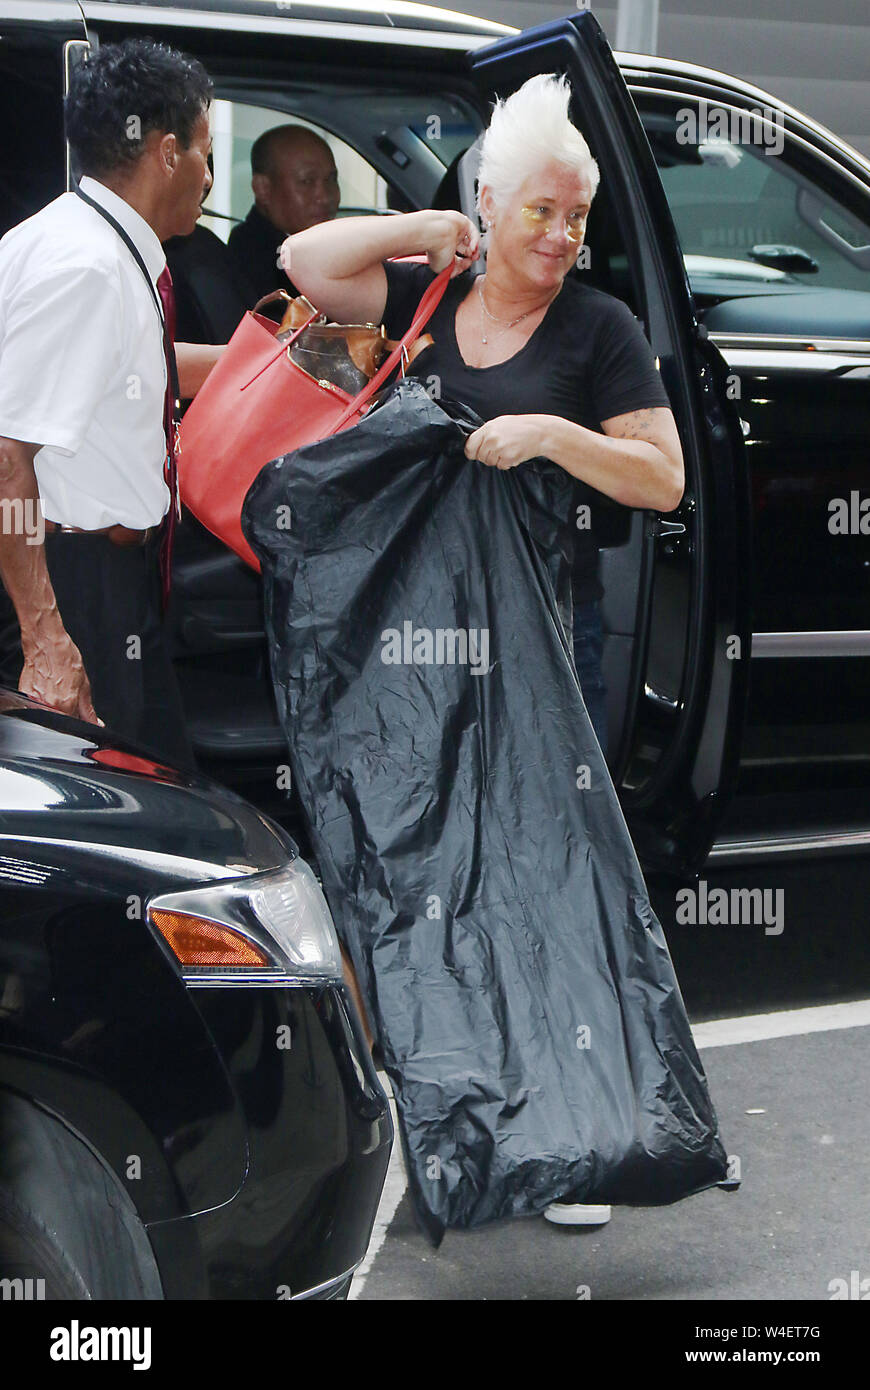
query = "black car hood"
xmin=703 ymin=285 xmax=870 ymax=337
xmin=0 ymin=692 xmax=294 ymax=887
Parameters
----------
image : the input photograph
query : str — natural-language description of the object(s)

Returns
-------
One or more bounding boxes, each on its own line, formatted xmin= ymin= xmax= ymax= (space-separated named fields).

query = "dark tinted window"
xmin=0 ymin=26 xmax=69 ymax=237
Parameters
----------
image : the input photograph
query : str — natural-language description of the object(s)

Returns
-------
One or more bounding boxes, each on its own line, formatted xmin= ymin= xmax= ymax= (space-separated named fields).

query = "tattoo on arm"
xmin=600 ymin=406 xmax=683 ymax=476
xmin=606 ymin=408 xmax=657 ymax=440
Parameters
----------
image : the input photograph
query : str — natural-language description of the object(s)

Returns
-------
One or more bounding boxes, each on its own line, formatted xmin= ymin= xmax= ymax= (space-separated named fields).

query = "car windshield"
xmin=640 ymin=106 xmax=870 ymax=298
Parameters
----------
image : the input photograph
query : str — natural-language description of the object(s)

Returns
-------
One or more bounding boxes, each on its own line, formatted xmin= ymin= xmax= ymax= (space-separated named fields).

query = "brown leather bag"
xmin=256 ymin=289 xmax=434 ymax=396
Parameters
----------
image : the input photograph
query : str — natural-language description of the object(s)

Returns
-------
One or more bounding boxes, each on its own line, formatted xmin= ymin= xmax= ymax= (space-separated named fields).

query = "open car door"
xmin=467 ymin=11 xmax=752 ymax=876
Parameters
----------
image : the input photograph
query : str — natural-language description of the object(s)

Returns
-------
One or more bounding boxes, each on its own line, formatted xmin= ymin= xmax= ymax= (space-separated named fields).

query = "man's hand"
xmin=20 ymin=629 xmax=103 ymax=726
xmin=176 ymin=342 xmax=227 ymax=398
xmin=464 ymin=415 xmax=549 ymax=470
xmin=0 ymin=434 xmax=103 ymax=728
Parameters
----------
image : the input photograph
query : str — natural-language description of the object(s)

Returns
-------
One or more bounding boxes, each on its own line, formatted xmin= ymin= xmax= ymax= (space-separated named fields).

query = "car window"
xmin=639 ymin=104 xmax=870 ymax=296
xmin=201 ymin=99 xmax=390 ymax=240
xmin=0 ymin=26 xmax=68 ymax=235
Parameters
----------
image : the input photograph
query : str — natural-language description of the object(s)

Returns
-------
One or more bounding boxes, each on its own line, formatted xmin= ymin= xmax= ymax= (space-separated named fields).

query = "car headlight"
xmin=146 ymin=859 xmax=342 ymax=986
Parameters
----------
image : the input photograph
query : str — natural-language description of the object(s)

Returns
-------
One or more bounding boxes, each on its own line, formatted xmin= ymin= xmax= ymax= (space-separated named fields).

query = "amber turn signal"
xmin=149 ymin=909 xmax=271 ymax=967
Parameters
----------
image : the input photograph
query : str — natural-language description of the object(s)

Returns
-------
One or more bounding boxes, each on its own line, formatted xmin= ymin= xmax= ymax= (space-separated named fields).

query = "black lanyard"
xmin=73 ymin=184 xmax=180 ymax=418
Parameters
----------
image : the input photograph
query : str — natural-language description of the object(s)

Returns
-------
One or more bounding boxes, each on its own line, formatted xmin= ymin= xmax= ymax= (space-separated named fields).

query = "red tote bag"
xmin=178 ymin=264 xmax=452 ymax=570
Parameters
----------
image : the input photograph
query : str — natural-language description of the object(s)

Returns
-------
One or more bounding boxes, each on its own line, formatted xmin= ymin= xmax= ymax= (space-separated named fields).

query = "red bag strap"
xmin=328 ymin=265 xmax=452 ymax=433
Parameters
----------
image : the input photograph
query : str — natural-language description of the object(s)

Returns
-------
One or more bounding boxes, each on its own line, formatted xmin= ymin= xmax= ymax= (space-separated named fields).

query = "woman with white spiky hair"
xmin=475 ymin=72 xmax=601 ymax=249
xmin=285 ymin=74 xmax=681 ymax=762
xmin=282 ymin=74 xmax=720 ymax=1237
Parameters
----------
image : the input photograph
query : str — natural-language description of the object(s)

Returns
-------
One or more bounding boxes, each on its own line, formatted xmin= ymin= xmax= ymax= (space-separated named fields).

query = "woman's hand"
xmin=421 ymin=210 xmax=480 ymax=278
xmin=464 ymin=415 xmax=550 ymax=470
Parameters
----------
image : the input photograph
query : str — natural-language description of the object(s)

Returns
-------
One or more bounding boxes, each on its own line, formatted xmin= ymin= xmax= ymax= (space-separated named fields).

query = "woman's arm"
xmin=281 ymin=209 xmax=479 ymax=324
xmin=464 ymin=407 xmax=684 ymax=512
xmin=555 ymin=407 xmax=684 ymax=511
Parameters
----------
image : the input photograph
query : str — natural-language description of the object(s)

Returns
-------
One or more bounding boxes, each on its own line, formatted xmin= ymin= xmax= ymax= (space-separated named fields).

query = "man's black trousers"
xmin=42 ymin=530 xmax=195 ymax=770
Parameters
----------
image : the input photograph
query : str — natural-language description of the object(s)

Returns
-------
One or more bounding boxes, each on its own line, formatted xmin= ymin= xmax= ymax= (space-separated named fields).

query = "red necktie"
xmin=156 ymin=266 xmax=180 ymax=610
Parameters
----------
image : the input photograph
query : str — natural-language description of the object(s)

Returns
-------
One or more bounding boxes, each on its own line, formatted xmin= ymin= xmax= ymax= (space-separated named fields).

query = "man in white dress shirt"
xmin=0 ymin=39 xmax=222 ymax=767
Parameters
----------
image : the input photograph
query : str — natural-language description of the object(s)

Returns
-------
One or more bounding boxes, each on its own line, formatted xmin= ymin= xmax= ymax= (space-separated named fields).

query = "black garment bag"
xmin=243 ymin=380 xmax=728 ymax=1243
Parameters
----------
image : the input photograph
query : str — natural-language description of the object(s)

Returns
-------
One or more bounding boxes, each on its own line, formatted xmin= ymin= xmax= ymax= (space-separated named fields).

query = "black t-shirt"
xmin=382 ymin=261 xmax=671 ymax=602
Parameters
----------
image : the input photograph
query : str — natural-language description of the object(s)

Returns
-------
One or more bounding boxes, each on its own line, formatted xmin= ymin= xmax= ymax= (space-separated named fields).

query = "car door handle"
xmin=647 ymin=516 xmax=689 ymax=557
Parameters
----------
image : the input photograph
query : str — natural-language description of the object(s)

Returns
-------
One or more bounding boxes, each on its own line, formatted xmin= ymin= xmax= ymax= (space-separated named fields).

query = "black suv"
xmin=2 ymin=0 xmax=870 ymax=1297
xmin=0 ymin=690 xmax=392 ymax=1298
xmin=5 ymin=1 xmax=870 ymax=877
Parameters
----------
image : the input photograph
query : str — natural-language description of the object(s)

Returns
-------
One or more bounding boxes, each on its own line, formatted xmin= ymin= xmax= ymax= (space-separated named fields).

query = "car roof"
xmin=81 ymin=3 xmax=870 ymax=180
xmin=82 ymin=0 xmax=511 ymax=39
xmin=616 ymin=50 xmax=870 ymax=182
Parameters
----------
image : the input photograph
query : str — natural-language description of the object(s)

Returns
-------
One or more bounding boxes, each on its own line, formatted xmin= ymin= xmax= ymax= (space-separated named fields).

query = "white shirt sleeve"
xmin=0 ymin=260 xmax=122 ymax=456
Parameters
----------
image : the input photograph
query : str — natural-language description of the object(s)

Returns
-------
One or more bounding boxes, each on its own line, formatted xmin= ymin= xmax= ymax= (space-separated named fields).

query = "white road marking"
xmin=349 ymin=1088 xmax=404 ymax=1301
xmin=349 ymin=997 xmax=870 ymax=1296
xmin=693 ymin=997 xmax=870 ymax=1049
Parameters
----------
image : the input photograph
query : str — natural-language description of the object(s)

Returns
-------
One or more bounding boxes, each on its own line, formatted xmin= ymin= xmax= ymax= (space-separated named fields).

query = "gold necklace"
xmin=476 ymin=276 xmax=557 ymax=344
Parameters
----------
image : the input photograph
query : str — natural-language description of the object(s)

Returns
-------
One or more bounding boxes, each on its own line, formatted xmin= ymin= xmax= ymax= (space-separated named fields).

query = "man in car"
xmin=0 ymin=38 xmax=223 ymax=767
xmin=228 ymin=125 xmax=341 ymax=302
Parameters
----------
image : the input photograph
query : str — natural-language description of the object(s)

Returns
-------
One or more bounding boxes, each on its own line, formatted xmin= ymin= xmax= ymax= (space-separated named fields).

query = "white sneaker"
xmin=544 ymin=1202 xmax=612 ymax=1226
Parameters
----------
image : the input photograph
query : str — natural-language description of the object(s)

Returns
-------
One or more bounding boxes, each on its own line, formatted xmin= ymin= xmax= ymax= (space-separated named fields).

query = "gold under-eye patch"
xmin=520 ymin=205 xmax=586 ymax=241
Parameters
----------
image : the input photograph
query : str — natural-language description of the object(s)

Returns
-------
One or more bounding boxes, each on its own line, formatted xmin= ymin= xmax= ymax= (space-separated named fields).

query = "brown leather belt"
xmin=43 ymin=520 xmax=155 ymax=548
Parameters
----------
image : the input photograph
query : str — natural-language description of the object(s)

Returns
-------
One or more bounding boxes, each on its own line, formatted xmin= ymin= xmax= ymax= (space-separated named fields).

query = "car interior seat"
xmin=164 ymin=222 xmax=257 ymax=348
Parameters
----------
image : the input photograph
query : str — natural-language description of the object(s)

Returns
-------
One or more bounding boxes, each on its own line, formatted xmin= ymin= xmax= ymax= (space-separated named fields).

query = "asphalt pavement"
xmin=349 ymin=854 xmax=870 ymax=1301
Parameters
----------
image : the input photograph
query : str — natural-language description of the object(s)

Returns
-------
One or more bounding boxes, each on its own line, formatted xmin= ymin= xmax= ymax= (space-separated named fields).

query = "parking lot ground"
xmin=352 ymin=1001 xmax=870 ymax=1300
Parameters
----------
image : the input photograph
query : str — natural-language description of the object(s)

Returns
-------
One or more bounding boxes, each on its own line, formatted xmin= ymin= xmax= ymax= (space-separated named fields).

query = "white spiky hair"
xmin=475 ymin=73 xmax=600 ymax=222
